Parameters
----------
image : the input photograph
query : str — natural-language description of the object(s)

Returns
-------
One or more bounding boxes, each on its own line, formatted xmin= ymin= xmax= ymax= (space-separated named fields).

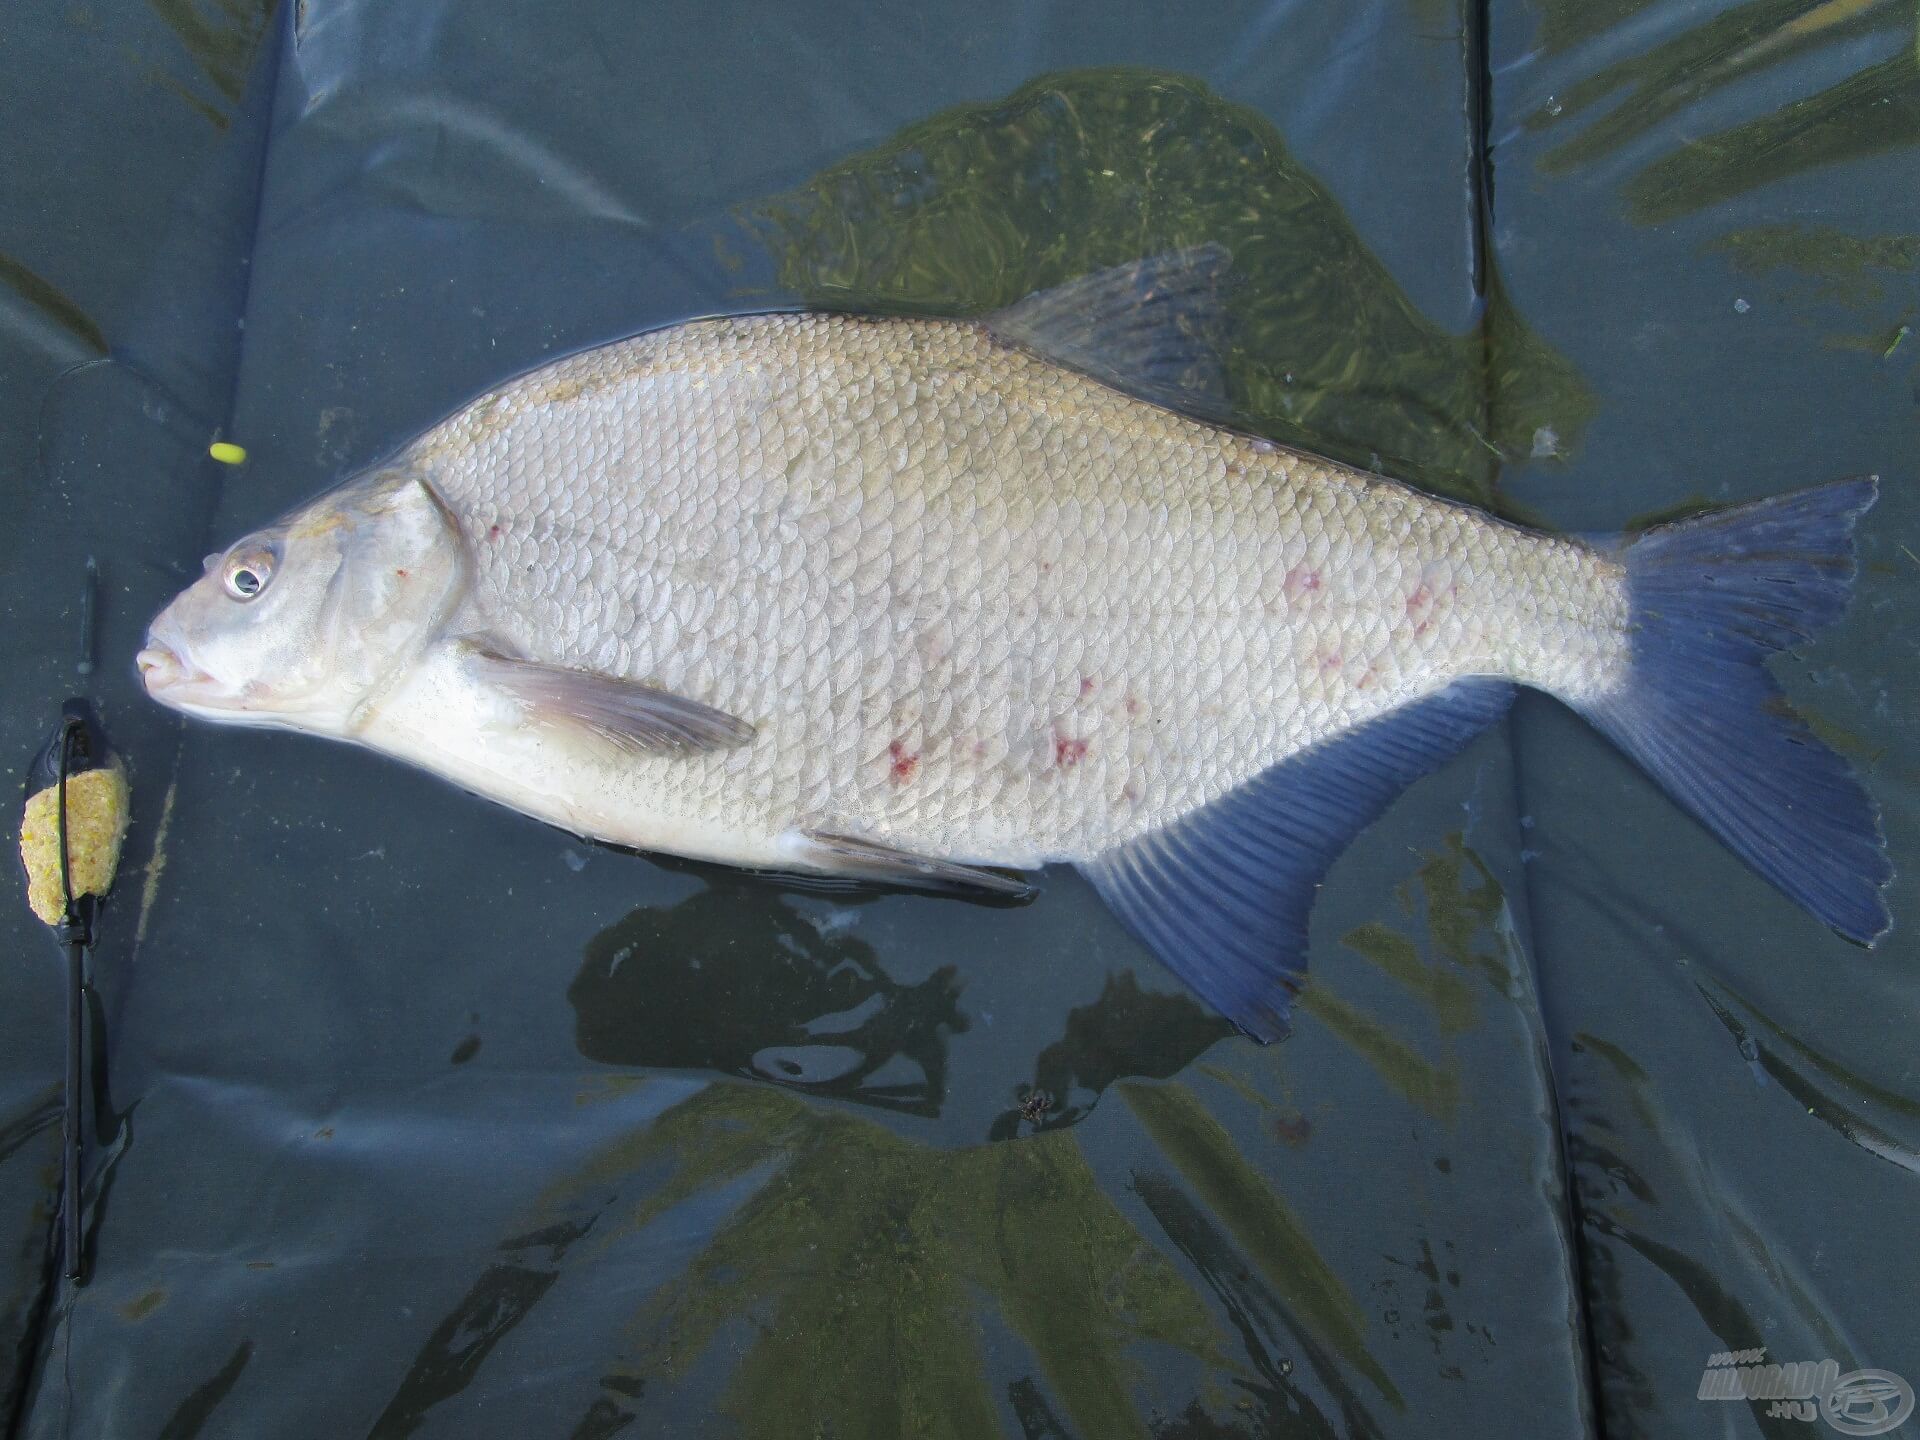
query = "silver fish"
xmin=140 ymin=249 xmax=1890 ymax=1038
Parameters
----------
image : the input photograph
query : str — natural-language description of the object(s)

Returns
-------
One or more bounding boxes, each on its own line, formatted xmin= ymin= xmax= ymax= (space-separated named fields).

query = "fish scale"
xmin=408 ymin=310 xmax=1624 ymax=867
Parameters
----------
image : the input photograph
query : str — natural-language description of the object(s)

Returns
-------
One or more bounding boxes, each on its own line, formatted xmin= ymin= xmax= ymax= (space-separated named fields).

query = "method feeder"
xmin=17 ymin=700 xmax=128 ymax=1284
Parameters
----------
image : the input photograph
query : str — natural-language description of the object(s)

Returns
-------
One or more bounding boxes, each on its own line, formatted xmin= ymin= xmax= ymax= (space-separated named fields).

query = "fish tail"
xmin=1576 ymin=475 xmax=1891 ymax=943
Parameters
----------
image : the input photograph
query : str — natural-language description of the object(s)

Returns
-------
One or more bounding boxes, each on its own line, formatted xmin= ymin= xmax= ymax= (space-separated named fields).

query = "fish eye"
xmin=222 ymin=544 xmax=276 ymax=601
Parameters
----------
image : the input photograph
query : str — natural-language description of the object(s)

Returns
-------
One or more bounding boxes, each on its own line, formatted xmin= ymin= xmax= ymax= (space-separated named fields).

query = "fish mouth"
xmin=137 ymin=640 xmax=219 ymax=704
xmin=137 ymin=640 xmax=293 ymax=730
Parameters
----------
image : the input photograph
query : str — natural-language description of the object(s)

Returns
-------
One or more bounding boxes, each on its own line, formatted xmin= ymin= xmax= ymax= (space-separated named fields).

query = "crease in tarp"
xmin=1462 ymin=0 xmax=1602 ymax=1431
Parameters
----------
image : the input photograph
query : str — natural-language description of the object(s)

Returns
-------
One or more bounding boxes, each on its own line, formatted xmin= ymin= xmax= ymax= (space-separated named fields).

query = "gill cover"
xmin=311 ymin=471 xmax=469 ymax=714
xmin=143 ymin=471 xmax=466 ymax=733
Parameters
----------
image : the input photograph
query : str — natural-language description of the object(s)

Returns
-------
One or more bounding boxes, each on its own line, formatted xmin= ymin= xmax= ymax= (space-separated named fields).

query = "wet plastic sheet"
xmin=1 ymin=0 xmax=1914 ymax=1436
xmin=1494 ymin=2 xmax=1920 ymax=1432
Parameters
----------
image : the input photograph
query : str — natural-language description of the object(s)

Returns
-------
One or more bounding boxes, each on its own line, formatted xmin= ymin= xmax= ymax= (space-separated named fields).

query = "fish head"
xmin=139 ymin=470 xmax=467 ymax=735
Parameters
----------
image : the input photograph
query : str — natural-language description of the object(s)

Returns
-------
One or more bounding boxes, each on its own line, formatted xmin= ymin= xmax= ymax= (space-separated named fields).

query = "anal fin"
xmin=1079 ymin=679 xmax=1513 ymax=1043
xmin=786 ymin=830 xmax=1032 ymax=899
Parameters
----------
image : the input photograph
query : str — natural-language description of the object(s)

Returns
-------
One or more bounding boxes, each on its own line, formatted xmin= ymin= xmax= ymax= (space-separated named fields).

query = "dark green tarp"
xmin=2 ymin=1 xmax=1915 ymax=1435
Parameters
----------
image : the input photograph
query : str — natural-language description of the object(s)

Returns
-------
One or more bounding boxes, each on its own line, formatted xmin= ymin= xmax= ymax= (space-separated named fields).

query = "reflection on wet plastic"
xmin=990 ymin=973 xmax=1233 ymax=1138
xmin=1523 ymin=0 xmax=1919 ymax=221
xmin=1693 ymin=978 xmax=1920 ymax=1174
xmin=1132 ymin=1172 xmax=1391 ymax=1438
xmin=0 ymin=255 xmax=107 ymax=363
xmin=376 ymin=1076 xmax=1411 ymax=1439
xmin=569 ymin=880 xmax=967 ymax=1118
xmin=1287 ymin=834 xmax=1516 ymax=1121
xmin=145 ymin=0 xmax=277 ymax=128
xmin=1123 ymin=1080 xmax=1403 ymax=1411
xmin=571 ymin=879 xmax=1249 ymax=1139
xmin=1560 ymin=1028 xmax=1879 ymax=1429
xmin=156 ymin=1340 xmax=254 ymax=1438
xmin=1710 ymin=224 xmax=1920 ymax=359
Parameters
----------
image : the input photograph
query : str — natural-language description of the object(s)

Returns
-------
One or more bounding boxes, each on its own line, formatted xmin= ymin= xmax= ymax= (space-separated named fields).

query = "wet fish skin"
xmin=372 ymin=311 xmax=1625 ymax=869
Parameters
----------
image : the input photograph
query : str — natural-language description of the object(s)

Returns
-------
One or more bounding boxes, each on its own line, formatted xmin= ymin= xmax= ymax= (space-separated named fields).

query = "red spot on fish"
xmin=1356 ymin=666 xmax=1378 ymax=690
xmin=1124 ymin=693 xmax=1143 ymax=717
xmin=395 ymin=568 xmax=408 ymax=578
xmin=488 ymin=524 xmax=503 ymax=542
xmin=1318 ymin=650 xmax=1343 ymax=673
xmin=888 ymin=740 xmax=919 ymax=784
xmin=1079 ymin=676 xmax=1096 ymax=697
xmin=1284 ymin=565 xmax=1322 ymax=598
xmin=972 ymin=740 xmax=988 ymax=759
xmin=1406 ymin=579 xmax=1448 ymax=636
xmin=1053 ymin=730 xmax=1088 ymax=769
xmin=1122 ymin=782 xmax=1138 ymax=802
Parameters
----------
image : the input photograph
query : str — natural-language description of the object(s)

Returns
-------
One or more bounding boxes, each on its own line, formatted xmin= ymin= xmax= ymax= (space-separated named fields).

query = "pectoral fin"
xmin=1079 ymin=678 xmax=1513 ymax=1043
xmin=786 ymin=829 xmax=1032 ymax=899
xmin=470 ymin=646 xmax=754 ymax=754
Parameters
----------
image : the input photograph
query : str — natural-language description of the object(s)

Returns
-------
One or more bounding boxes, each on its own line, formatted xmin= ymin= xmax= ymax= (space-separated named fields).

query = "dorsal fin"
xmin=1078 ymin=679 xmax=1513 ymax=1042
xmin=986 ymin=245 xmax=1236 ymax=423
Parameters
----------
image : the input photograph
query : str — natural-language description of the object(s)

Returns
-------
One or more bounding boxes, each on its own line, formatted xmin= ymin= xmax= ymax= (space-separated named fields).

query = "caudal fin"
xmin=1579 ymin=477 xmax=1891 ymax=944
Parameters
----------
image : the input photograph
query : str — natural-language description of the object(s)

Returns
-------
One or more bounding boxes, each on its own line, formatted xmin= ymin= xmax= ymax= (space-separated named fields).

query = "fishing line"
xmin=54 ymin=716 xmax=84 ymax=1282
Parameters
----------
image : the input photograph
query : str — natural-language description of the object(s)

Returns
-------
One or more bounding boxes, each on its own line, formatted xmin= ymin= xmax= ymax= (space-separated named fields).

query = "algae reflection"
xmin=371 ymin=1080 xmax=1405 ymax=1439
xmin=1521 ymin=0 xmax=1920 ymax=223
xmin=142 ymin=0 xmax=277 ymax=129
xmin=1296 ymin=833 xmax=1516 ymax=1126
xmin=734 ymin=67 xmax=1592 ymax=506
xmin=1709 ymin=224 xmax=1920 ymax=360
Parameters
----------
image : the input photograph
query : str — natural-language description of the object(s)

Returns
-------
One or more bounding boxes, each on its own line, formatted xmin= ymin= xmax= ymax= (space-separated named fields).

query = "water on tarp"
xmin=1 ymin=1 xmax=1916 ymax=1436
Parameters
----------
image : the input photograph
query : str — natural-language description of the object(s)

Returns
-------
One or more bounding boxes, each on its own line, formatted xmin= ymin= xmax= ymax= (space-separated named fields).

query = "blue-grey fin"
xmin=986 ymin=244 xmax=1236 ymax=424
xmin=792 ymin=830 xmax=1033 ymax=898
xmin=1580 ymin=475 xmax=1891 ymax=944
xmin=1078 ymin=679 xmax=1514 ymax=1044
xmin=468 ymin=645 xmax=754 ymax=754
